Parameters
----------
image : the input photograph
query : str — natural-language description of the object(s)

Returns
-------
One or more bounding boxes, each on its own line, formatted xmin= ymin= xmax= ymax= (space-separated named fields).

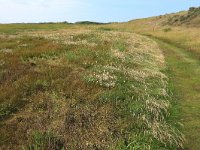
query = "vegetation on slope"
xmin=103 ymin=7 xmax=200 ymax=59
xmin=99 ymin=6 xmax=200 ymax=149
xmin=167 ymin=7 xmax=200 ymax=27
xmin=88 ymin=6 xmax=200 ymax=149
xmin=0 ymin=26 xmax=183 ymax=149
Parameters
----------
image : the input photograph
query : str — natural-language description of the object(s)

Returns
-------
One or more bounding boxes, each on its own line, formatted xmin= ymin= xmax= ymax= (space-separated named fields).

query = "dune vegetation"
xmin=100 ymin=7 xmax=200 ymax=59
xmin=0 ymin=6 xmax=199 ymax=150
xmin=0 ymin=25 xmax=185 ymax=149
xmin=99 ymin=7 xmax=200 ymax=149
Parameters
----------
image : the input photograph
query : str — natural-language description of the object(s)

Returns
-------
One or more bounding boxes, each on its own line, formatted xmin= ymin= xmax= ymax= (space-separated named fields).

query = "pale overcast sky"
xmin=0 ymin=0 xmax=199 ymax=23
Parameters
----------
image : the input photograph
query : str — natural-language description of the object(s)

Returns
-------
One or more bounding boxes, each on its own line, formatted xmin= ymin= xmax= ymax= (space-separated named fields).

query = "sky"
xmin=0 ymin=0 xmax=200 ymax=23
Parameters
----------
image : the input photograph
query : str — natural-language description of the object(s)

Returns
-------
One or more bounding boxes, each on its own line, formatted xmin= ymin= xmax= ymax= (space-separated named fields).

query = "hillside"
xmin=166 ymin=7 xmax=200 ymax=27
xmin=100 ymin=6 xmax=200 ymax=149
xmin=128 ymin=6 xmax=200 ymax=27
xmin=103 ymin=7 xmax=200 ymax=59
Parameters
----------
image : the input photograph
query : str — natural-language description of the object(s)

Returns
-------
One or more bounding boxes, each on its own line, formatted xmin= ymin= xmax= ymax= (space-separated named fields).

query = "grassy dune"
xmin=98 ymin=8 xmax=200 ymax=149
xmin=101 ymin=21 xmax=200 ymax=59
xmin=0 ymin=25 xmax=184 ymax=149
xmin=100 ymin=7 xmax=200 ymax=59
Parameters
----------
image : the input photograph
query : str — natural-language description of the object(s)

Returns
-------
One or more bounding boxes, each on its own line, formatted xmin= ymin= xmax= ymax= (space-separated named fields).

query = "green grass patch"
xmin=22 ymin=131 xmax=64 ymax=150
xmin=0 ymin=26 xmax=185 ymax=149
xmin=155 ymin=38 xmax=200 ymax=149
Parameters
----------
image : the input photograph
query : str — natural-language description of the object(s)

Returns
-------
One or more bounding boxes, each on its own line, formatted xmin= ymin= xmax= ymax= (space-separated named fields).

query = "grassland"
xmin=156 ymin=39 xmax=200 ymax=150
xmin=101 ymin=21 xmax=200 ymax=59
xmin=97 ymin=8 xmax=200 ymax=149
xmin=1 ymin=7 xmax=200 ymax=149
xmin=0 ymin=23 xmax=184 ymax=149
